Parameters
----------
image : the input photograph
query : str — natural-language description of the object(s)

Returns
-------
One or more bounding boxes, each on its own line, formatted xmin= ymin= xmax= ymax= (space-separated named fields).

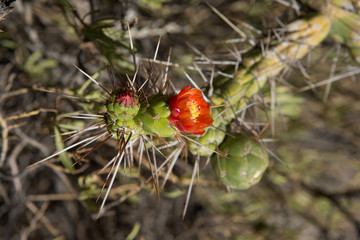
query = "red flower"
xmin=168 ymin=86 xmax=213 ymax=135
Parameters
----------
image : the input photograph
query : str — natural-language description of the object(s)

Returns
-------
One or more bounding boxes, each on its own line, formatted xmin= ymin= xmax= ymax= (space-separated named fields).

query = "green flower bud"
xmin=211 ymin=136 xmax=268 ymax=190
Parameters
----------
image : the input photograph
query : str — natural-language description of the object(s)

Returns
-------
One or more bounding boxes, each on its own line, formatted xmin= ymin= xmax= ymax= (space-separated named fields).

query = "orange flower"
xmin=168 ymin=86 xmax=213 ymax=135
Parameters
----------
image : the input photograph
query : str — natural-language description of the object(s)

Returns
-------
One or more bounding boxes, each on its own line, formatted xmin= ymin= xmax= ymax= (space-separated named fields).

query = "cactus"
xmin=192 ymin=13 xmax=332 ymax=157
xmin=135 ymin=94 xmax=175 ymax=137
xmin=105 ymin=89 xmax=141 ymax=137
xmin=212 ymin=136 xmax=269 ymax=190
xmin=32 ymin=0 xmax=360 ymax=215
xmin=327 ymin=4 xmax=360 ymax=63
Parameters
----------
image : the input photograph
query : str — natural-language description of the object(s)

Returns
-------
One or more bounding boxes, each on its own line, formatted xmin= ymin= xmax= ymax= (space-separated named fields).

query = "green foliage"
xmin=57 ymin=119 xmax=85 ymax=131
xmin=23 ymin=51 xmax=58 ymax=81
xmin=70 ymin=70 xmax=107 ymax=113
xmin=54 ymin=125 xmax=74 ymax=172
xmin=57 ymin=0 xmax=75 ymax=10
xmin=161 ymin=189 xmax=185 ymax=199
xmin=57 ymin=1 xmax=135 ymax=73
xmin=78 ymin=174 xmax=103 ymax=209
xmin=0 ymin=34 xmax=16 ymax=49
xmin=81 ymin=18 xmax=134 ymax=72
xmin=137 ymin=0 xmax=170 ymax=11
xmin=125 ymin=222 xmax=141 ymax=240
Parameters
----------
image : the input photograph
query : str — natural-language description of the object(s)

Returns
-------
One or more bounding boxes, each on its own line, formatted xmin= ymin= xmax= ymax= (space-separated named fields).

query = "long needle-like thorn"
xmin=127 ymin=21 xmax=137 ymax=73
xmin=72 ymin=133 xmax=112 ymax=166
xmin=182 ymin=157 xmax=199 ymax=220
xmin=106 ymin=65 xmax=116 ymax=92
xmin=73 ymin=64 xmax=111 ymax=96
xmin=207 ymin=3 xmax=254 ymax=46
xmin=28 ymin=134 xmax=105 ymax=168
xmin=97 ymin=132 xmax=132 ymax=218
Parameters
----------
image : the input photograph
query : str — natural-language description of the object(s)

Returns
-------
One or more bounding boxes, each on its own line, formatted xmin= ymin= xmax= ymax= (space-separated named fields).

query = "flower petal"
xmin=168 ymin=86 xmax=213 ymax=135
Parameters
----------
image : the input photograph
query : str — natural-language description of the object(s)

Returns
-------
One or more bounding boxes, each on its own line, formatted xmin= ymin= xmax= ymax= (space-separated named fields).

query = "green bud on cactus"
xmin=211 ymin=136 xmax=269 ymax=190
xmin=135 ymin=95 xmax=175 ymax=138
xmin=105 ymin=89 xmax=141 ymax=136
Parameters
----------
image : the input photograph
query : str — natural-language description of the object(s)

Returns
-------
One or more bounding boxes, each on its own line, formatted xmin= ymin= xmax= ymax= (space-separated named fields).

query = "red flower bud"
xmin=115 ymin=90 xmax=138 ymax=108
xmin=168 ymin=86 xmax=213 ymax=135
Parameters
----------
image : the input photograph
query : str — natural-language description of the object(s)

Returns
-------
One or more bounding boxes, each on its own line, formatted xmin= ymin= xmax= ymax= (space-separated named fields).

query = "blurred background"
xmin=1 ymin=0 xmax=360 ymax=239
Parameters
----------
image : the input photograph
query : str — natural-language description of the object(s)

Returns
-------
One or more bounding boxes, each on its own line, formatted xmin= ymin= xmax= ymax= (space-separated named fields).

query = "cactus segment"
xmin=211 ymin=14 xmax=331 ymax=106
xmin=192 ymin=14 xmax=331 ymax=157
xmin=106 ymin=89 xmax=140 ymax=121
xmin=189 ymin=123 xmax=226 ymax=156
xmin=105 ymin=89 xmax=141 ymax=137
xmin=211 ymin=136 xmax=269 ymax=190
xmin=329 ymin=8 xmax=360 ymax=63
xmin=187 ymin=108 xmax=226 ymax=156
xmin=135 ymin=95 xmax=175 ymax=138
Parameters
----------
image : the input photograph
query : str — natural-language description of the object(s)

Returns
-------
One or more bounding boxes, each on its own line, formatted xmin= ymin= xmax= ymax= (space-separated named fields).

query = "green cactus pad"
xmin=211 ymin=136 xmax=269 ymax=190
xmin=135 ymin=95 xmax=175 ymax=138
